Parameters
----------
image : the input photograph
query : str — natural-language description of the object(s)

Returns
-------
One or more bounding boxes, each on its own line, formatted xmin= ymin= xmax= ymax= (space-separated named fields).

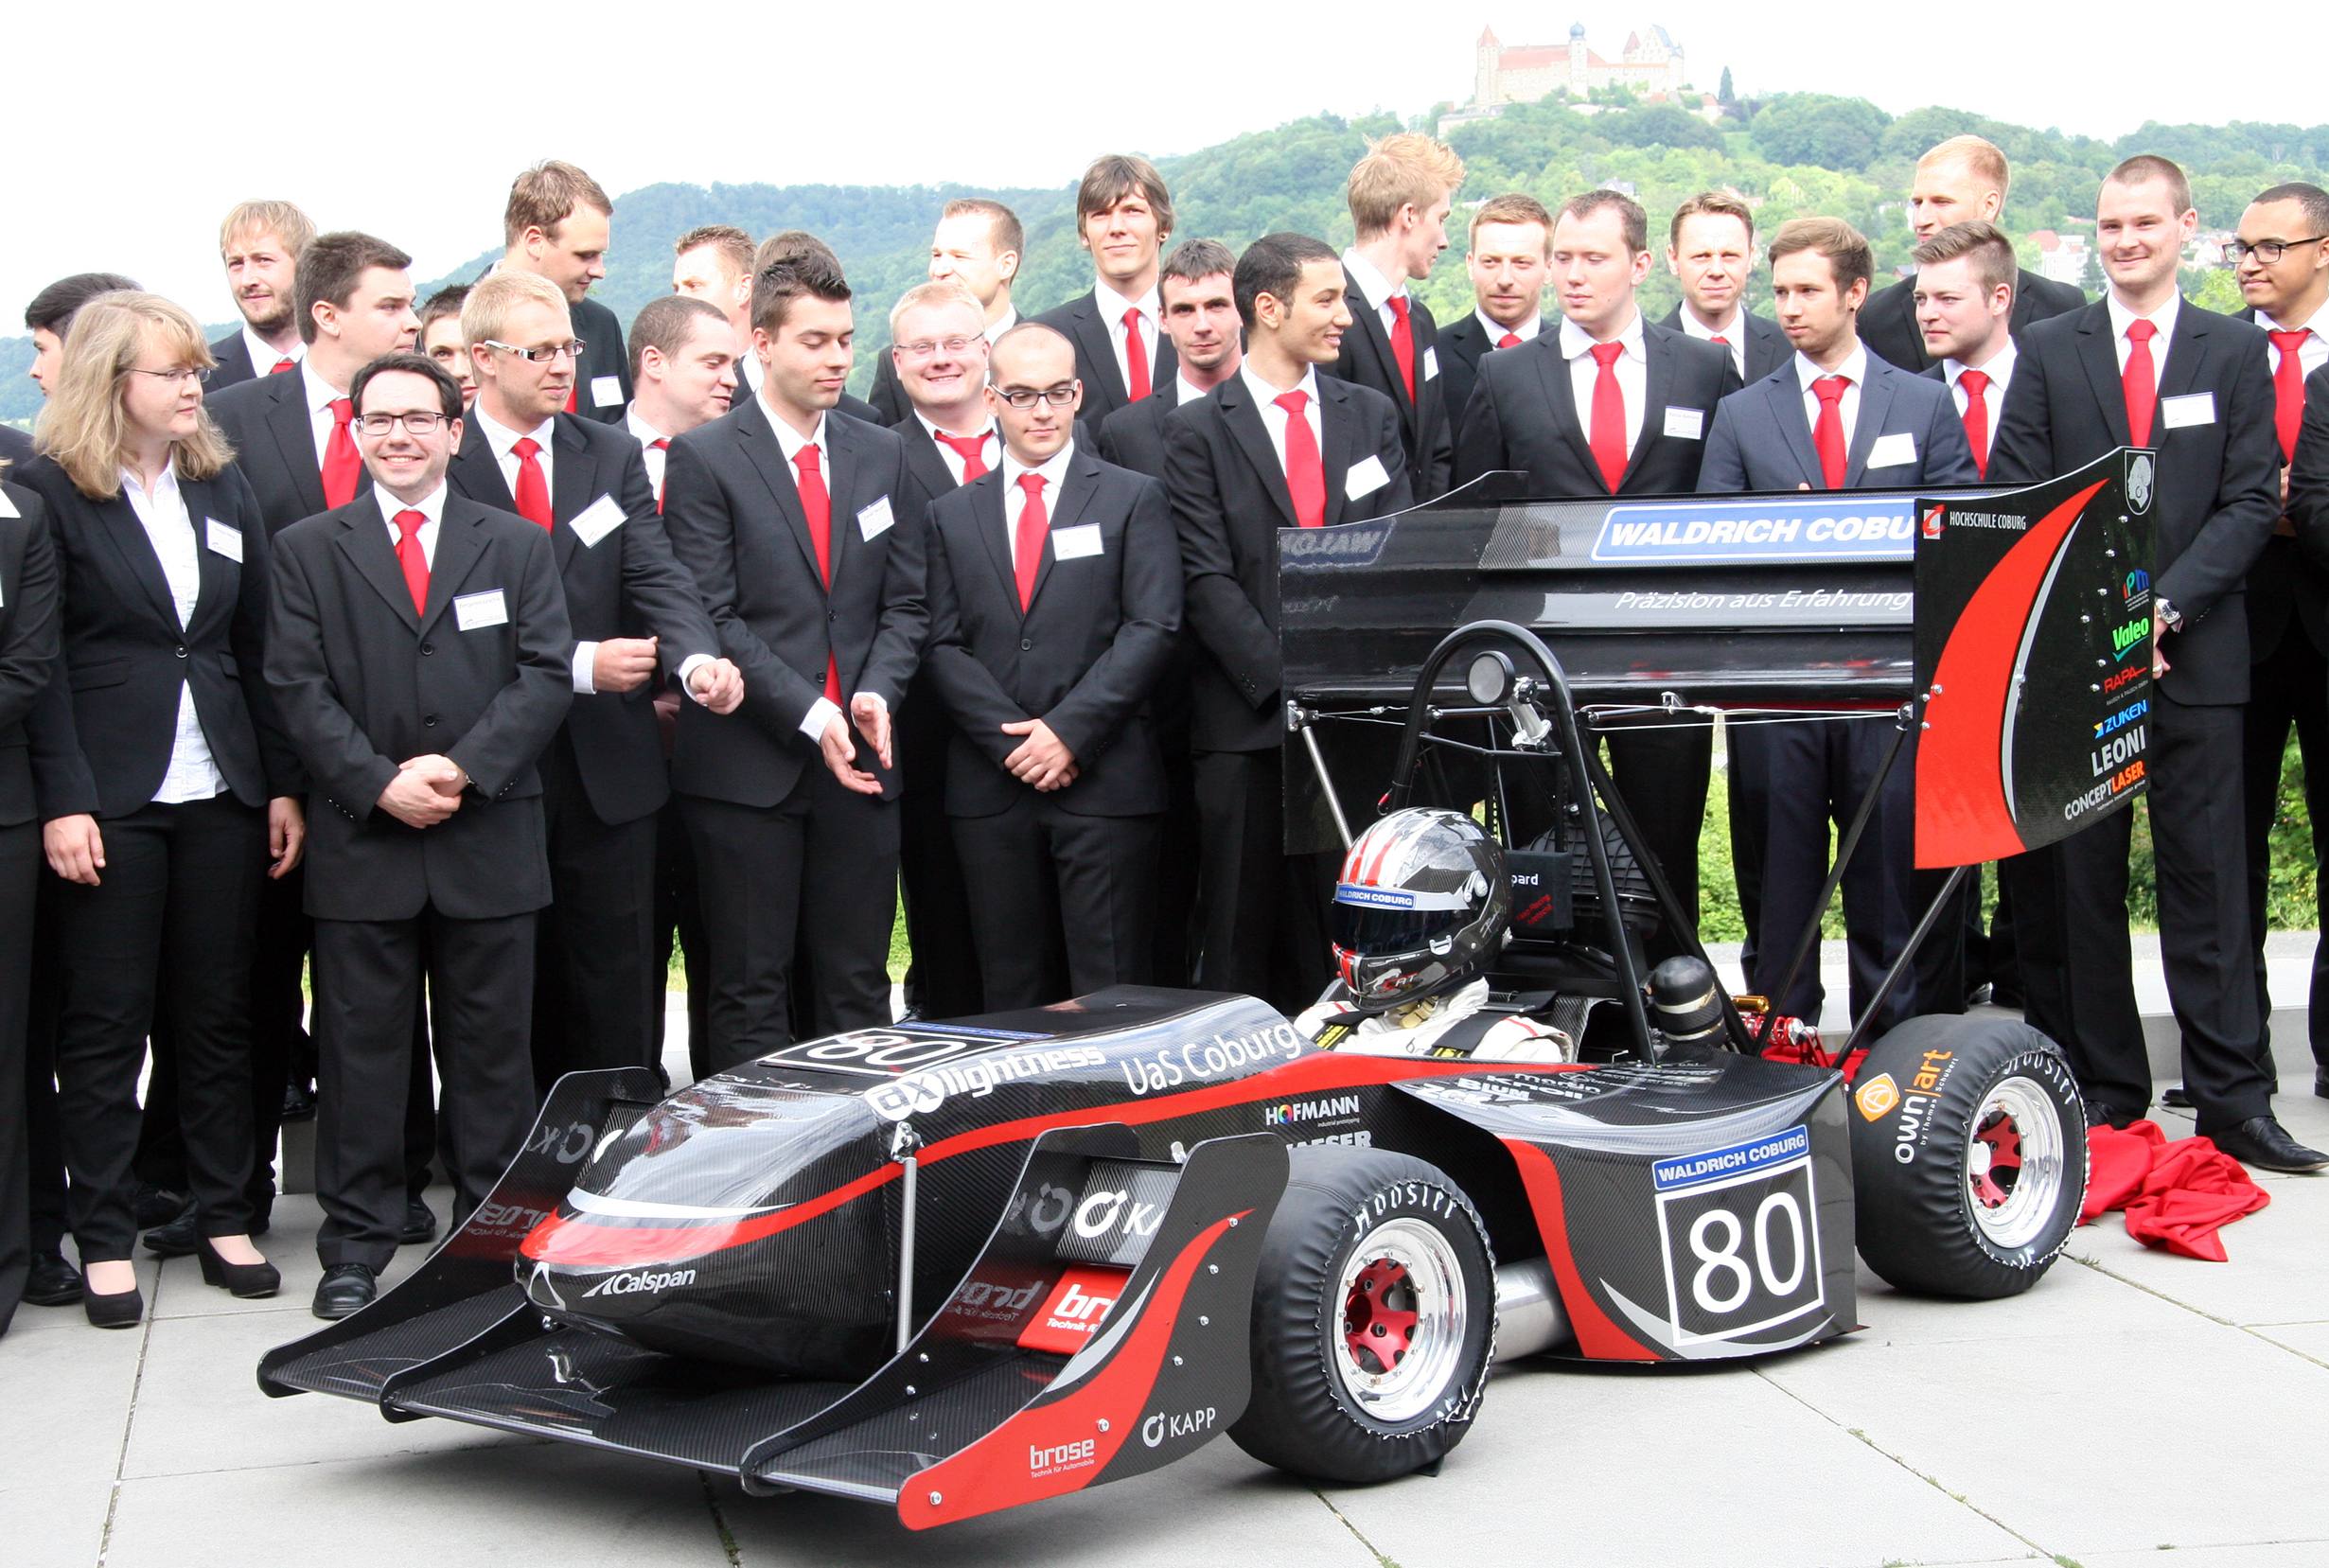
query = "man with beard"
xmin=208 ymin=202 xmax=316 ymax=389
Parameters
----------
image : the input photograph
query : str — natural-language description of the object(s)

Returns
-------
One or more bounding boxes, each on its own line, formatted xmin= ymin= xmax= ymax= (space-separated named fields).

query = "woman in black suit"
xmin=20 ymin=291 xmax=304 ymax=1325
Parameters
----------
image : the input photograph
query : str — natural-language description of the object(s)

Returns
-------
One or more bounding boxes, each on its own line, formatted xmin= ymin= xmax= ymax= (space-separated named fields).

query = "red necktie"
xmin=1811 ymin=375 xmax=1850 ymax=490
xmin=510 ymin=436 xmax=553 ymax=529
xmin=393 ymin=509 xmax=430 ymax=616
xmin=1956 ymin=367 xmax=1992 ymax=480
xmin=269 ymin=357 xmax=297 ymax=376
xmin=794 ymin=444 xmax=841 ymax=704
xmin=1386 ymin=295 xmax=1416 ymax=400
xmin=2124 ymin=318 xmax=2159 ymax=447
xmin=1587 ymin=341 xmax=1628 ymax=492
xmin=321 ymin=397 xmax=362 ymax=509
xmin=1710 ymin=335 xmax=1730 ymax=346
xmin=936 ymin=431 xmax=990 ymax=482
xmin=1275 ymin=391 xmax=1326 ymax=528
xmin=1121 ymin=308 xmax=1151 ymax=402
xmin=1014 ymin=473 xmax=1048 ymax=610
xmin=1497 ymin=332 xmax=1521 ymax=349
xmin=649 ymin=437 xmax=668 ymax=512
xmin=2269 ymin=328 xmax=2309 ymax=463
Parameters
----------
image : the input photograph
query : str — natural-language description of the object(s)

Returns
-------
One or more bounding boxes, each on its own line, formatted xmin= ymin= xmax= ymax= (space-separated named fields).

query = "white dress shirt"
xmin=1342 ymin=247 xmax=1408 ymax=342
xmin=626 ymin=406 xmax=673 ymax=500
xmin=119 ymin=462 xmax=225 ymax=804
xmin=914 ymin=413 xmax=1000 ymax=485
xmin=1561 ymin=310 xmax=1648 ymax=460
xmin=2106 ymin=291 xmax=2181 ymax=382
xmin=763 ymin=399 xmax=881 ymax=738
xmin=1473 ymin=308 xmax=1541 ymax=348
xmin=243 ymin=326 xmax=302 ymax=379
xmin=998 ymin=439 xmax=1078 ymax=563
xmin=1242 ymin=361 xmax=1324 ymax=474
xmin=1794 ymin=343 xmax=1871 ymax=453
xmin=472 ymin=406 xmax=602 ymax=694
xmin=983 ymin=306 xmax=1020 ymax=345
xmin=1943 ymin=341 xmax=2019 ymax=465
xmin=2256 ymin=298 xmax=2329 ymax=379
xmin=301 ymin=361 xmax=351 ymax=469
xmin=1676 ymin=305 xmax=1749 ymax=380
xmin=1092 ymin=277 xmax=1162 ymax=396
xmin=738 ymin=350 xmax=764 ymax=396
xmin=375 ymin=480 xmax=445 ymax=566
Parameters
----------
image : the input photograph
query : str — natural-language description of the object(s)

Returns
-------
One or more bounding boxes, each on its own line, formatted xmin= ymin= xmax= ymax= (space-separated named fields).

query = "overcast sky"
xmin=5 ymin=0 xmax=2282 ymax=326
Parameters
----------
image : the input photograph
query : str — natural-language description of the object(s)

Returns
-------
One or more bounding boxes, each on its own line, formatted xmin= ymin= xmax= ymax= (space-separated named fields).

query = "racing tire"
xmin=1229 ymin=1146 xmax=1494 ymax=1485
xmin=1848 ymin=1013 xmax=2088 ymax=1298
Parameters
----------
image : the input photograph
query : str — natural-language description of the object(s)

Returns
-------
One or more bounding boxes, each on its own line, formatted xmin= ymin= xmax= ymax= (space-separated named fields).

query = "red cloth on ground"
xmin=2081 ymin=1119 xmax=2269 ymax=1261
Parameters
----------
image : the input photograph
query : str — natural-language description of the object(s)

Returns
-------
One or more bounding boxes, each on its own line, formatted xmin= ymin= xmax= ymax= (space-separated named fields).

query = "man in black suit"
xmin=1992 ymin=155 xmax=2320 ymax=1170
xmin=1332 ymin=133 xmax=1466 ymax=500
xmin=1438 ymin=194 xmax=1551 ymax=432
xmin=1703 ymin=217 xmax=1980 ymax=1036
xmin=2235 ymin=183 xmax=2329 ymax=1101
xmin=1662 ymin=191 xmax=1791 ymax=385
xmin=872 ymin=200 xmax=1025 ymax=427
xmin=1456 ymin=190 xmax=1740 ymax=962
xmin=495 ymin=161 xmax=629 ymax=425
xmin=448 ymin=272 xmax=741 ymax=1090
xmin=1034 ymin=157 xmax=1176 ymax=425
xmin=1861 ymin=136 xmax=2086 ymax=373
xmin=418 ymin=286 xmax=477 ymax=410
xmin=25 ymin=273 xmax=141 ymax=398
xmin=924 ymin=326 xmax=1181 ymax=1006
xmin=662 ymin=253 xmax=929 ymax=1069
xmin=1167 ymin=233 xmax=1414 ymax=1014
xmin=751 ymin=232 xmax=889 ymax=428
xmin=674 ymin=225 xmax=761 ymax=406
xmin=208 ymin=201 xmax=314 ymax=389
xmin=265 ymin=353 xmax=573 ymax=1316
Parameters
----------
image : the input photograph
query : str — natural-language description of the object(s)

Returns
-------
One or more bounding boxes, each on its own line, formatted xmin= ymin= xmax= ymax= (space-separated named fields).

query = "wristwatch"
xmin=2155 ymin=597 xmax=2184 ymax=633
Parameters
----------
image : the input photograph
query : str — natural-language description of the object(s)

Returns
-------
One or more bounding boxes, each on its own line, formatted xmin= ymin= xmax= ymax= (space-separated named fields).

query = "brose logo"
xmin=1854 ymin=1073 xmax=1900 ymax=1121
xmin=1028 ymin=1437 xmax=1097 ymax=1477
xmin=1142 ymin=1405 xmax=1218 ymax=1448
xmin=580 ymin=1266 xmax=696 ymax=1298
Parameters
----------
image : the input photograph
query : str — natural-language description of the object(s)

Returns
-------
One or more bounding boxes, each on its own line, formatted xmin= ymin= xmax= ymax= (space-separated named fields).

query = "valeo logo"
xmin=1855 ymin=1073 xmax=1901 ymax=1121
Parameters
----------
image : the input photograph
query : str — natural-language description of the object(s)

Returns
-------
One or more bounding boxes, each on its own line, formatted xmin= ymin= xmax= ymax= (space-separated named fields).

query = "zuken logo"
xmin=1142 ymin=1406 xmax=1218 ymax=1448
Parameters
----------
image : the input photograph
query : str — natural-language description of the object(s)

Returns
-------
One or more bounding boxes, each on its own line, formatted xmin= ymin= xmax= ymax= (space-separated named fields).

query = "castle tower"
xmin=1567 ymin=22 xmax=1588 ymax=96
xmin=1475 ymin=26 xmax=1501 ymax=106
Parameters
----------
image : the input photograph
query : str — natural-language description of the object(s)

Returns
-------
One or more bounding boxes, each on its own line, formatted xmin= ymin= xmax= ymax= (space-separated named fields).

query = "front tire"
xmin=1229 ymin=1147 xmax=1494 ymax=1485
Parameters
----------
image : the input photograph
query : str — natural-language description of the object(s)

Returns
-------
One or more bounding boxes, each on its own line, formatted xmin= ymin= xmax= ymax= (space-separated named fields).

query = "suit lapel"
xmin=1319 ymin=380 xmax=1357 ymax=526
xmin=549 ymin=416 xmax=594 ymax=571
xmin=418 ymin=501 xmax=488 ymax=632
xmin=179 ymin=475 xmax=236 ymax=642
xmin=450 ymin=425 xmax=518 ymax=512
xmin=826 ymin=415 xmax=869 ymax=590
xmin=1844 ymin=361 xmax=1899 ymax=486
xmin=1619 ymin=330 xmax=1675 ymax=489
xmin=93 ymin=490 xmax=183 ymax=630
xmin=1770 ymin=366 xmax=1827 ymax=488
xmin=1071 ymin=295 xmax=1130 ymax=409
xmin=2073 ymin=303 xmax=2131 ymax=446
xmin=968 ymin=471 xmax=1018 ymax=615
xmin=1529 ymin=338 xmax=1601 ymax=485
xmin=2157 ymin=305 xmax=2212 ymax=402
xmin=1343 ymin=267 xmax=1414 ymax=418
xmin=266 ymin=376 xmax=329 ymax=518
xmin=1027 ymin=451 xmax=1102 ymax=611
xmin=333 ymin=495 xmax=422 ymax=634
xmin=734 ymin=398 xmax=823 ymax=584
xmin=1220 ymin=379 xmax=1298 ymax=528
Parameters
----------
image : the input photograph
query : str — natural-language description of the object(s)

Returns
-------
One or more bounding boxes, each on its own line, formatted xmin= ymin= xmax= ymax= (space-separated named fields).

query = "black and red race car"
xmin=261 ymin=453 xmax=2148 ymax=1527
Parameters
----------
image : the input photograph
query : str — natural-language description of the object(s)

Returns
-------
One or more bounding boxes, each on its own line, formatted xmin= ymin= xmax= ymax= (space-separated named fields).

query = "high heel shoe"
xmin=196 ymin=1238 xmax=281 ymax=1299
xmin=82 ymin=1274 xmax=144 ymax=1330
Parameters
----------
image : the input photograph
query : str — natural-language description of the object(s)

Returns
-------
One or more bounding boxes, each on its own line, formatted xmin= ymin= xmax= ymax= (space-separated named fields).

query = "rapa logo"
xmin=1028 ymin=1437 xmax=1098 ymax=1477
xmin=1141 ymin=1406 xmax=1218 ymax=1448
xmin=580 ymin=1266 xmax=696 ymax=1298
xmin=1855 ymin=1073 xmax=1900 ymax=1121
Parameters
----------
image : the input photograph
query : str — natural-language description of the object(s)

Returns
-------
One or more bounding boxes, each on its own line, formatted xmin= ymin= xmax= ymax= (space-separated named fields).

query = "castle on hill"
xmin=1471 ymin=21 xmax=1687 ymax=106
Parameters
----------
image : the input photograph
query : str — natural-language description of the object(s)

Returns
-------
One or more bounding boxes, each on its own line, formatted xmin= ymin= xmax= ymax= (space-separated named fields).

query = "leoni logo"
xmin=580 ymin=1266 xmax=696 ymax=1298
xmin=1855 ymin=1074 xmax=1900 ymax=1121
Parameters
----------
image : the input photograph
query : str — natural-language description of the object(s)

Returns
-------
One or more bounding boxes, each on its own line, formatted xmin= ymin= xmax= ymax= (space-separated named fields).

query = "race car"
xmin=261 ymin=454 xmax=2144 ymax=1527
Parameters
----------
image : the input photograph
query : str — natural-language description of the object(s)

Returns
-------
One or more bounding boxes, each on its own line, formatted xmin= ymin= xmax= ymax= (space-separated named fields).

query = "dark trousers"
xmin=52 ymin=796 xmax=264 ymax=1260
xmin=654 ymin=797 xmax=707 ymax=1084
xmin=2242 ymin=626 xmax=2329 ymax=1074
xmin=1738 ymin=717 xmax=1916 ymax=1032
xmin=953 ymin=795 xmax=1159 ymax=1011
xmin=1602 ymin=714 xmax=1712 ymax=964
xmin=532 ymin=731 xmax=662 ymax=1090
xmin=895 ymin=679 xmax=983 ymax=1021
xmin=311 ymin=907 xmax=537 ymax=1271
xmin=2003 ymin=696 xmax=2268 ymax=1132
xmin=1194 ymin=748 xmax=1334 ymax=1017
xmin=1149 ymin=647 xmax=1202 ymax=988
xmin=25 ymin=872 xmax=64 ymax=1258
xmin=681 ymin=768 xmax=899 ymax=1074
xmin=0 ymin=821 xmax=39 ymax=1326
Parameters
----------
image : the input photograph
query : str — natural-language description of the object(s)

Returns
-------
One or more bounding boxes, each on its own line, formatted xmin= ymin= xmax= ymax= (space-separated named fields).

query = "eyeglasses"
xmin=356 ymin=412 xmax=455 ymax=436
xmin=994 ymin=384 xmax=1078 ymax=409
xmin=2227 ymin=236 xmax=2329 ymax=265
xmin=482 ymin=339 xmax=585 ymax=363
xmin=124 ymin=366 xmax=211 ymax=386
xmin=898 ymin=336 xmax=979 ymax=360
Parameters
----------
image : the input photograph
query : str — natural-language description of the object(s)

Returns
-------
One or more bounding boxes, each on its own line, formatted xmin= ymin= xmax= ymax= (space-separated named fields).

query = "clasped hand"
xmin=379 ymin=754 xmax=468 ymax=828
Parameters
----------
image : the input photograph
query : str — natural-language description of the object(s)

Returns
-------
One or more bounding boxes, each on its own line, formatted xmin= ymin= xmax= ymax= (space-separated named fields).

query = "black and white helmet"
xmin=1331 ymin=808 xmax=1510 ymax=1005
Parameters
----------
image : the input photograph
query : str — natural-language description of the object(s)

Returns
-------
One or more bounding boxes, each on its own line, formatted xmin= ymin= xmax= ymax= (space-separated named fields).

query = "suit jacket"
xmin=206 ymin=368 xmax=327 ymax=537
xmin=1701 ymin=350 xmax=1980 ymax=495
xmin=560 ymin=295 xmax=629 ymax=426
xmin=1454 ymin=320 xmax=1740 ymax=495
xmin=447 ymin=412 xmax=718 ymax=825
xmin=1991 ymin=298 xmax=2279 ymax=706
xmin=2240 ymin=315 xmax=2329 ymax=661
xmin=266 ymin=490 xmax=572 ymax=920
xmin=1329 ymin=267 xmax=1452 ymax=500
xmin=1032 ymin=291 xmax=1181 ymax=425
xmin=662 ymin=398 xmax=929 ymax=806
xmin=1164 ymin=375 xmax=1413 ymax=753
xmin=0 ymin=482 xmax=60 ymax=827
xmin=208 ymin=329 xmax=258 ymax=392
xmin=1861 ymin=266 xmax=2088 ymax=374
xmin=1437 ymin=310 xmax=1543 ymax=438
xmin=924 ymin=449 xmax=1180 ymax=818
xmin=16 ymin=455 xmax=296 ymax=820
xmin=1656 ymin=306 xmax=1792 ymax=385
xmin=869 ymin=349 xmax=911 ymax=429
xmin=0 ymin=425 xmax=32 ymax=473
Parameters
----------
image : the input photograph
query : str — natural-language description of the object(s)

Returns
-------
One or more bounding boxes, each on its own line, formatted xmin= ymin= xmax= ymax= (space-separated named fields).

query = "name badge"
xmin=2160 ymin=392 xmax=2216 ymax=430
xmin=590 ymin=375 xmax=624 ymax=410
xmin=205 ymin=519 xmax=243 ymax=562
xmin=1421 ymin=346 xmax=1440 ymax=381
xmin=0 ymin=490 xmax=17 ymax=520
xmin=1866 ymin=431 xmax=1918 ymax=469
xmin=569 ymin=493 xmax=626 ymax=548
xmin=1346 ymin=454 xmax=1391 ymax=501
xmin=1663 ymin=407 xmax=1704 ymax=442
xmin=857 ymin=495 xmax=894 ymax=540
xmin=454 ymin=590 xmax=508 ymax=631
xmin=1051 ymin=523 xmax=1103 ymax=560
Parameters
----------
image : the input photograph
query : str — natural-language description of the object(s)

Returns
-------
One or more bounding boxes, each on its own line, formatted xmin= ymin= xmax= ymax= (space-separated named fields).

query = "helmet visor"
xmin=1332 ymin=883 xmax=1472 ymax=960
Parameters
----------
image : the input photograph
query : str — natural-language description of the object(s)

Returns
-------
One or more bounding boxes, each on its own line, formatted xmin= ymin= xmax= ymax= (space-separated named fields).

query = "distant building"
xmin=1472 ymin=21 xmax=1687 ymax=106
xmin=2030 ymin=230 xmax=2091 ymax=287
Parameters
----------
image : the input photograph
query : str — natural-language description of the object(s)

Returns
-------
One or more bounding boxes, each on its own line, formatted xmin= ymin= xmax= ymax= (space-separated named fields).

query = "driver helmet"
xmin=1332 ymin=808 xmax=1510 ymax=1005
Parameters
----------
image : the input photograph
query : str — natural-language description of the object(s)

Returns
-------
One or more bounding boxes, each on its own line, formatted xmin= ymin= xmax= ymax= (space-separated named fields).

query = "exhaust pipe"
xmin=1491 ymin=1257 xmax=1571 ymax=1362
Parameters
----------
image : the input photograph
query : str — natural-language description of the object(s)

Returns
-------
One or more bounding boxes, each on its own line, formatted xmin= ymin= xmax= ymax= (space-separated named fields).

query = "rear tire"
xmin=1229 ymin=1147 xmax=1494 ymax=1485
xmin=1848 ymin=1013 xmax=2088 ymax=1298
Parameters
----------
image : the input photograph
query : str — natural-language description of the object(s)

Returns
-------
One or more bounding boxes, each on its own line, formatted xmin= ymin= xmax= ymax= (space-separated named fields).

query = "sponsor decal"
xmin=1141 ymin=1406 xmax=1218 ymax=1449
xmin=2122 ymin=567 xmax=2152 ymax=612
xmin=2090 ymin=726 xmax=2144 ymax=777
xmin=2093 ymin=698 xmax=2148 ymax=739
xmin=862 ymin=1043 xmax=1111 ymax=1120
xmin=1921 ymin=503 xmax=1946 ymax=539
xmin=1592 ymin=498 xmax=1918 ymax=563
xmin=468 ymin=1198 xmax=552 ymax=1240
xmin=1027 ymin=1437 xmax=1099 ymax=1478
xmin=1281 ymin=521 xmax=1394 ymax=568
xmin=1333 ymin=880 xmax=1477 ymax=910
xmin=2127 ymin=453 xmax=2154 ymax=513
xmin=2110 ymin=618 xmax=2149 ymax=661
xmin=1015 ymin=1265 xmax=1130 ymax=1356
xmin=1855 ymin=1073 xmax=1901 ymax=1120
xmin=1652 ymin=1126 xmax=1811 ymax=1192
xmin=579 ymin=1266 xmax=696 ymax=1298
xmin=527 ymin=1119 xmax=597 ymax=1165
xmin=1262 ymin=1094 xmax=1361 ymax=1127
xmin=1120 ymin=1021 xmax=1307 ymax=1096
xmin=2103 ymin=663 xmax=2145 ymax=695
xmin=1651 ymin=1129 xmax=1824 ymax=1344
xmin=1891 ymin=1048 xmax=1961 ymax=1164
xmin=2063 ymin=758 xmax=2145 ymax=822
xmin=1056 ymin=1162 xmax=1179 ymax=1267
xmin=1943 ymin=509 xmax=2030 ymax=532
xmin=937 ymin=1273 xmax=1050 ymax=1337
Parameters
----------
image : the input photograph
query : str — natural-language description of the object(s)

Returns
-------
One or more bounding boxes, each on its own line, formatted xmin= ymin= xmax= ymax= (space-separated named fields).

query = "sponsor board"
xmin=1592 ymin=498 xmax=1920 ymax=564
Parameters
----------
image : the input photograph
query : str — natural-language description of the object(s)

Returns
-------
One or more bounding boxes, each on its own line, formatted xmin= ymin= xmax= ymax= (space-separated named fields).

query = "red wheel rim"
xmin=1343 ymin=1257 xmax=1420 ymax=1375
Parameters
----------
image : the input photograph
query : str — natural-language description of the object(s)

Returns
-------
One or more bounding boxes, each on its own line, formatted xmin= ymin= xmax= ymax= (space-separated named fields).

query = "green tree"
xmin=1718 ymin=66 xmax=1735 ymax=105
xmin=1752 ymin=94 xmax=1892 ymax=171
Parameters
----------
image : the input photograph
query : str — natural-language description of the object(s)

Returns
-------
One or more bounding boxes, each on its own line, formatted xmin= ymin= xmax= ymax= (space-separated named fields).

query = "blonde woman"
xmin=18 ymin=291 xmax=303 ymax=1325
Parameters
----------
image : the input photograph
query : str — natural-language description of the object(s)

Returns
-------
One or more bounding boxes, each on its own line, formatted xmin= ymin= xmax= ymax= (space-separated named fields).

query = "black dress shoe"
xmin=2315 ymin=1070 xmax=2329 ymax=1101
xmin=130 ymin=1183 xmax=187 ymax=1230
xmin=2083 ymin=1099 xmax=2131 ymax=1132
xmin=281 ymin=1081 xmax=316 ymax=1122
xmin=82 ymin=1275 xmax=144 ymax=1330
xmin=312 ymin=1262 xmax=377 ymax=1319
xmin=2212 ymin=1117 xmax=2329 ymax=1172
xmin=1990 ymin=984 xmax=2025 ymax=1010
xmin=2162 ymin=1084 xmax=2194 ymax=1109
xmin=401 ymin=1199 xmax=437 ymax=1246
xmin=196 ymin=1238 xmax=281 ymax=1299
xmin=142 ymin=1203 xmax=200 ymax=1259
xmin=24 ymin=1252 xmax=82 ymax=1307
